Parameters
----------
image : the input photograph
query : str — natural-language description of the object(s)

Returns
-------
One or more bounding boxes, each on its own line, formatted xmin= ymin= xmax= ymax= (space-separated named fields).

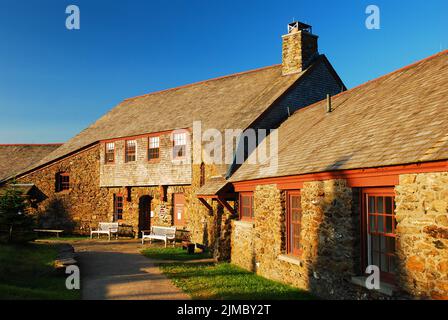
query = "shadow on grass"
xmin=141 ymin=247 xmax=213 ymax=261
xmin=160 ymin=262 xmax=316 ymax=300
xmin=0 ymin=242 xmax=80 ymax=300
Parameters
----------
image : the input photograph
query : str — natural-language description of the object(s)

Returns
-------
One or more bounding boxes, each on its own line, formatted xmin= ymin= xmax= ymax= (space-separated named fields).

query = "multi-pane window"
xmin=148 ymin=136 xmax=160 ymax=160
xmin=125 ymin=140 xmax=137 ymax=162
xmin=105 ymin=142 xmax=115 ymax=163
xmin=239 ymin=193 xmax=254 ymax=221
xmin=287 ymin=191 xmax=302 ymax=256
xmin=113 ymin=194 xmax=124 ymax=221
xmin=363 ymin=188 xmax=396 ymax=281
xmin=173 ymin=132 xmax=187 ymax=159
xmin=56 ymin=172 xmax=70 ymax=192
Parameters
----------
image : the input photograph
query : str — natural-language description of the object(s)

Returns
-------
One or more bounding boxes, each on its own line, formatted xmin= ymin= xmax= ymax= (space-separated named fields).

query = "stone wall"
xmin=186 ymin=163 xmax=235 ymax=260
xmin=17 ymin=144 xmax=191 ymax=236
xmin=17 ymin=145 xmax=110 ymax=233
xmin=230 ymin=181 xmax=412 ymax=300
xmin=231 ymin=220 xmax=256 ymax=271
xmin=395 ymin=172 xmax=448 ymax=299
xmin=282 ymin=30 xmax=318 ymax=75
xmin=104 ymin=185 xmax=190 ymax=235
xmin=249 ymin=182 xmax=366 ymax=299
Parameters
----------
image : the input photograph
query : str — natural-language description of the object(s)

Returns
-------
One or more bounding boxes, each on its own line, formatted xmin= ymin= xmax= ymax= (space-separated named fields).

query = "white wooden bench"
xmin=90 ymin=222 xmax=119 ymax=241
xmin=141 ymin=226 xmax=176 ymax=247
xmin=34 ymin=229 xmax=64 ymax=238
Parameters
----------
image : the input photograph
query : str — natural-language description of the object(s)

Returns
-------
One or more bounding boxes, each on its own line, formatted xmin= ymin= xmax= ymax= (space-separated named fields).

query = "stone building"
xmin=0 ymin=22 xmax=345 ymax=254
xmin=203 ymin=50 xmax=448 ymax=299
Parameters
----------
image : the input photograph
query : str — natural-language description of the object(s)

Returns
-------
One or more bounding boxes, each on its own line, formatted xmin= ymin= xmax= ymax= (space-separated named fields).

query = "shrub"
xmin=0 ymin=186 xmax=36 ymax=243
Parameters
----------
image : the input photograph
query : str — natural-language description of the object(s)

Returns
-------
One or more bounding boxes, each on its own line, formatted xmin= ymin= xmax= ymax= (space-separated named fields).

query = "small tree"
xmin=0 ymin=186 xmax=35 ymax=243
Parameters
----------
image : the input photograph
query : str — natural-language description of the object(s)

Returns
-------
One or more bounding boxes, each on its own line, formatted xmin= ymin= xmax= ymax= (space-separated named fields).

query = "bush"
xmin=0 ymin=187 xmax=36 ymax=243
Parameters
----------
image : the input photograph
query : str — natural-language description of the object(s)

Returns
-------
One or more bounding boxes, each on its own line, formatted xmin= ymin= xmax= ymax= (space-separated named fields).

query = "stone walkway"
xmin=72 ymin=239 xmax=190 ymax=300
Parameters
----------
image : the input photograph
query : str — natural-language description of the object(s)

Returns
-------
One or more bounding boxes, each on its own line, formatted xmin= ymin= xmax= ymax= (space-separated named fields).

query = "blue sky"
xmin=0 ymin=0 xmax=446 ymax=143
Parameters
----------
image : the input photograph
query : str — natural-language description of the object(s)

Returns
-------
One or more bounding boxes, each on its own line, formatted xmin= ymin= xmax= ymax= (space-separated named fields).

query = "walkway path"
xmin=72 ymin=240 xmax=190 ymax=300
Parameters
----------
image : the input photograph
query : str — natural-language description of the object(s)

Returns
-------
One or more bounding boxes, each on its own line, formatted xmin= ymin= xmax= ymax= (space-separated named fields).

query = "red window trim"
xmin=232 ymin=160 xmax=448 ymax=192
xmin=105 ymin=142 xmax=115 ymax=164
xmin=360 ymin=187 xmax=396 ymax=284
xmin=239 ymin=192 xmax=254 ymax=221
xmin=124 ymin=139 xmax=137 ymax=163
xmin=286 ymin=190 xmax=302 ymax=257
xmin=101 ymin=128 xmax=190 ymax=144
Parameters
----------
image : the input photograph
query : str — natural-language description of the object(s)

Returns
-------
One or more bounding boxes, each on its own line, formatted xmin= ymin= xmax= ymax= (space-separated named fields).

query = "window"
xmin=55 ymin=172 xmax=70 ymax=192
xmin=105 ymin=142 xmax=115 ymax=163
xmin=173 ymin=132 xmax=187 ymax=159
xmin=113 ymin=194 xmax=124 ymax=221
xmin=148 ymin=136 xmax=160 ymax=160
xmin=286 ymin=191 xmax=302 ymax=256
xmin=239 ymin=192 xmax=254 ymax=221
xmin=125 ymin=140 xmax=137 ymax=162
xmin=362 ymin=188 xmax=396 ymax=282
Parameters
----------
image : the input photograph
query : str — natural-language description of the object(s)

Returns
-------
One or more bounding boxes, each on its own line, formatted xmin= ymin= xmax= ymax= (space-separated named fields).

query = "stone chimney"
xmin=282 ymin=21 xmax=319 ymax=75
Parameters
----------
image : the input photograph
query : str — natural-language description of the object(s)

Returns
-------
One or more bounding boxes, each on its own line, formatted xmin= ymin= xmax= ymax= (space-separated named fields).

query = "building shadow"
xmin=306 ymin=155 xmax=410 ymax=299
xmin=37 ymin=198 xmax=77 ymax=233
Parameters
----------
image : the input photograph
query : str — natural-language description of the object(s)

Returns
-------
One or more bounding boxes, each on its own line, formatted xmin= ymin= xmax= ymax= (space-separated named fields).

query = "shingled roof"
xmin=0 ymin=144 xmax=62 ymax=182
xmin=230 ymin=50 xmax=448 ymax=182
xmin=12 ymin=56 xmax=336 ymax=178
xmin=196 ymin=176 xmax=228 ymax=196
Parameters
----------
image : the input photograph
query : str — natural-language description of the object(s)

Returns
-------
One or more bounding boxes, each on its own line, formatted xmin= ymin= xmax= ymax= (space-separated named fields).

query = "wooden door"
xmin=173 ymin=193 xmax=186 ymax=226
xmin=138 ymin=195 xmax=152 ymax=234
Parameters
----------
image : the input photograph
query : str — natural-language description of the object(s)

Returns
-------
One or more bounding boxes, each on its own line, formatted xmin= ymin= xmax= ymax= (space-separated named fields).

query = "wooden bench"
xmin=34 ymin=229 xmax=64 ymax=238
xmin=90 ymin=222 xmax=119 ymax=241
xmin=141 ymin=226 xmax=176 ymax=247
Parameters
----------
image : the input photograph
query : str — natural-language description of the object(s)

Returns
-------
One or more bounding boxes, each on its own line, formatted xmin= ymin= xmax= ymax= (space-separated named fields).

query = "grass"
xmin=141 ymin=247 xmax=314 ymax=300
xmin=0 ymin=243 xmax=81 ymax=300
xmin=35 ymin=235 xmax=89 ymax=242
xmin=141 ymin=246 xmax=213 ymax=261
xmin=160 ymin=262 xmax=315 ymax=300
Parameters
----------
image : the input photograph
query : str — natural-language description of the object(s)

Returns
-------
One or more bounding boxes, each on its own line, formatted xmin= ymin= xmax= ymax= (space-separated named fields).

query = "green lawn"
xmin=160 ymin=262 xmax=315 ymax=300
xmin=0 ymin=243 xmax=80 ymax=300
xmin=142 ymin=247 xmax=314 ymax=300
xmin=35 ymin=235 xmax=89 ymax=242
xmin=141 ymin=247 xmax=213 ymax=261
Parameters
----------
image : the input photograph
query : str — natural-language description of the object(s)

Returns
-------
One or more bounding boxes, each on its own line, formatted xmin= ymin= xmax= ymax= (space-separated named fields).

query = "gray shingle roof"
xmin=196 ymin=176 xmax=228 ymax=196
xmin=0 ymin=145 xmax=62 ymax=182
xmin=13 ymin=61 xmax=319 ymax=178
xmin=230 ymin=50 xmax=448 ymax=182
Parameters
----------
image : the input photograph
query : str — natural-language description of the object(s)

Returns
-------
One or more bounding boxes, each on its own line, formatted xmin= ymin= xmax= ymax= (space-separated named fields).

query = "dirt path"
xmin=72 ymin=240 xmax=190 ymax=300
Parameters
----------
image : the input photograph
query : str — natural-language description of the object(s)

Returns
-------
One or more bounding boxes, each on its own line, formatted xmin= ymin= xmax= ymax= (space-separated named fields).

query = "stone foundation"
xmin=395 ymin=172 xmax=448 ymax=299
xmin=230 ymin=175 xmax=448 ymax=300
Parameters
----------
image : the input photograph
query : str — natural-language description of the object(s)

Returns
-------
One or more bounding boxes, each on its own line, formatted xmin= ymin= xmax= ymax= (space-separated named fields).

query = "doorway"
xmin=139 ymin=195 xmax=152 ymax=235
xmin=173 ymin=193 xmax=186 ymax=226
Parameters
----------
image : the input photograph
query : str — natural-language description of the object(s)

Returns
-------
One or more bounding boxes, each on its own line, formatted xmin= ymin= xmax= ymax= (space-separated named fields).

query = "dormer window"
xmin=56 ymin=172 xmax=70 ymax=192
xmin=125 ymin=140 xmax=137 ymax=162
xmin=148 ymin=136 xmax=160 ymax=160
xmin=173 ymin=132 xmax=187 ymax=159
xmin=105 ymin=142 xmax=115 ymax=163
